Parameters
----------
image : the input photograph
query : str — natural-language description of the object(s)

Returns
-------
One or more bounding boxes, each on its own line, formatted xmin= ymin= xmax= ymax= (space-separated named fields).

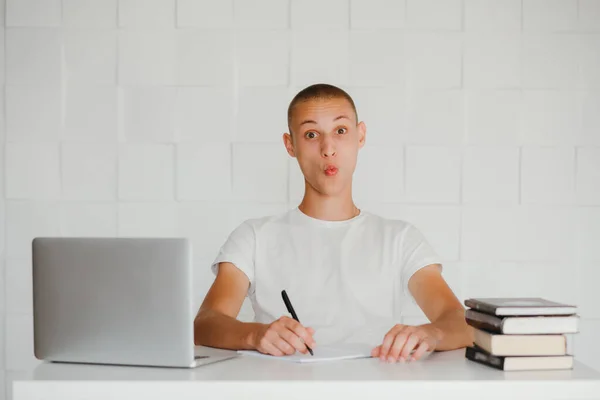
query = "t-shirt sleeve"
xmin=399 ymin=223 xmax=443 ymax=299
xmin=210 ymin=220 xmax=256 ymax=296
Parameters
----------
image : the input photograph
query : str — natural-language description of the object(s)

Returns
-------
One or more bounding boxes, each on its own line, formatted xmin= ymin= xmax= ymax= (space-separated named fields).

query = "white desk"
xmin=12 ymin=349 xmax=600 ymax=400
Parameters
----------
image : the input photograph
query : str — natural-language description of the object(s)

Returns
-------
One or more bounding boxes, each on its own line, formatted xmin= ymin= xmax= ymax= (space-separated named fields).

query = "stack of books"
xmin=463 ymin=298 xmax=579 ymax=371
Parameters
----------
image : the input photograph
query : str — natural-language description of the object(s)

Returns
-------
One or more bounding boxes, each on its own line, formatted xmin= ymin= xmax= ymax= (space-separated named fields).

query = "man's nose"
xmin=321 ymin=137 xmax=336 ymax=157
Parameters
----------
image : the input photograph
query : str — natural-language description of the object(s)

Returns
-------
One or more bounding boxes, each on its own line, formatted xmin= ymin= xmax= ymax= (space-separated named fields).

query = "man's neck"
xmin=297 ymin=184 xmax=359 ymax=222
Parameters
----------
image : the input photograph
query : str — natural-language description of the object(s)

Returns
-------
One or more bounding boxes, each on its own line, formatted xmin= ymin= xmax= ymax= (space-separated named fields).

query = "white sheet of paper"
xmin=237 ymin=343 xmax=373 ymax=363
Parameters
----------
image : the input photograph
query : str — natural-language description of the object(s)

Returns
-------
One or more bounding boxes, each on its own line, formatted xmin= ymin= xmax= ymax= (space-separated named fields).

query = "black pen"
xmin=281 ymin=290 xmax=313 ymax=356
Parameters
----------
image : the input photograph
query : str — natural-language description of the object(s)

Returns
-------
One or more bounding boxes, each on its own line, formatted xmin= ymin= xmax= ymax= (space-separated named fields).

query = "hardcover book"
xmin=465 ymin=309 xmax=579 ymax=334
xmin=464 ymin=298 xmax=577 ymax=316
xmin=465 ymin=346 xmax=574 ymax=371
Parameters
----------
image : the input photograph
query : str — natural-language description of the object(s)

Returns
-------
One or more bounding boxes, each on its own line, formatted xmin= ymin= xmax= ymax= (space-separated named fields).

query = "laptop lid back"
xmin=32 ymin=237 xmax=195 ymax=367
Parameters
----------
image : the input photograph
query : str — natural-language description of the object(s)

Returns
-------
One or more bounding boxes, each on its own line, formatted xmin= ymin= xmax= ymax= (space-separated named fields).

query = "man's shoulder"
xmin=234 ymin=208 xmax=295 ymax=231
xmin=362 ymin=210 xmax=414 ymax=233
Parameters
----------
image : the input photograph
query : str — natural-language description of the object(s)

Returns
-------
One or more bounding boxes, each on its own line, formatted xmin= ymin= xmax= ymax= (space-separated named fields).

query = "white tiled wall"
xmin=1 ymin=0 xmax=599 ymax=391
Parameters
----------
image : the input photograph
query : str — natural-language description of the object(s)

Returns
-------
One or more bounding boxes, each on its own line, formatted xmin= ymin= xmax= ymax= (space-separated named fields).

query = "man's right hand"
xmin=251 ymin=316 xmax=316 ymax=356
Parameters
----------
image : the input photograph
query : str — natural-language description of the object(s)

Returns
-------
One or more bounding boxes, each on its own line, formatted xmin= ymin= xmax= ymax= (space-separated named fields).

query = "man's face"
xmin=283 ymin=97 xmax=366 ymax=197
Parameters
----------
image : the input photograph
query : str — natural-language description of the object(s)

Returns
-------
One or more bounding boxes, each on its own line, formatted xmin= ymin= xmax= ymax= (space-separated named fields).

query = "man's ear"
xmin=283 ymin=132 xmax=296 ymax=157
xmin=357 ymin=121 xmax=367 ymax=149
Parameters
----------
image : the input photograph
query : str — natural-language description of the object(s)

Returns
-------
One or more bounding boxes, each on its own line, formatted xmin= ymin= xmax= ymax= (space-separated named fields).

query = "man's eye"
xmin=306 ymin=132 xmax=317 ymax=139
xmin=337 ymin=128 xmax=347 ymax=134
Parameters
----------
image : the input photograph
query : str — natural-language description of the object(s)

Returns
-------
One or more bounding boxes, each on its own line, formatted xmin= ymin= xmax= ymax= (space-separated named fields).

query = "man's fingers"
xmin=399 ymin=333 xmax=421 ymax=361
xmin=261 ymin=340 xmax=284 ymax=356
xmin=388 ymin=333 xmax=410 ymax=362
xmin=265 ymin=328 xmax=295 ymax=355
xmin=371 ymin=345 xmax=381 ymax=358
xmin=281 ymin=317 xmax=316 ymax=348
xmin=379 ymin=325 xmax=404 ymax=360
xmin=411 ymin=341 xmax=431 ymax=361
xmin=273 ymin=335 xmax=297 ymax=355
xmin=278 ymin=327 xmax=309 ymax=354
xmin=258 ymin=332 xmax=285 ymax=356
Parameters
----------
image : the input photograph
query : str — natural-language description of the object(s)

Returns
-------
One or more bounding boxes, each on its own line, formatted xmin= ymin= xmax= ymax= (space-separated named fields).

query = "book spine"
xmin=464 ymin=300 xmax=498 ymax=316
xmin=465 ymin=310 xmax=504 ymax=333
xmin=465 ymin=347 xmax=505 ymax=371
xmin=465 ymin=317 xmax=503 ymax=334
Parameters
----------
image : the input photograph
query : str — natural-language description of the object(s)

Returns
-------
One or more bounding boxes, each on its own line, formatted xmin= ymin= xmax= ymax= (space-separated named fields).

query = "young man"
xmin=194 ymin=84 xmax=473 ymax=363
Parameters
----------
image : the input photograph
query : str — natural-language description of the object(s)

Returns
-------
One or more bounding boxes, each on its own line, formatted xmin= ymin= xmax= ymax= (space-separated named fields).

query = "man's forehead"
xmin=291 ymin=97 xmax=357 ymax=124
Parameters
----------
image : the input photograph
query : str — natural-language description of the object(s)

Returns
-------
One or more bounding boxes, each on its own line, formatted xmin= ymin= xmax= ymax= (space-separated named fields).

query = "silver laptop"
xmin=32 ymin=237 xmax=237 ymax=368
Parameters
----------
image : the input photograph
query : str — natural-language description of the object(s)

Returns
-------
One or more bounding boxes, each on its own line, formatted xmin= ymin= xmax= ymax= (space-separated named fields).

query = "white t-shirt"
xmin=210 ymin=207 xmax=442 ymax=347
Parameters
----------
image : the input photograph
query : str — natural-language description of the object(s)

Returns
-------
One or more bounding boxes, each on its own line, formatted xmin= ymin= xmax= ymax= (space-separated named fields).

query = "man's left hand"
xmin=371 ymin=324 xmax=441 ymax=362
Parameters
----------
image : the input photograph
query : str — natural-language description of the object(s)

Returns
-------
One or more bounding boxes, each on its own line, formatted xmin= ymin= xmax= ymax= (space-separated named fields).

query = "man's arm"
xmin=408 ymin=264 xmax=474 ymax=350
xmin=194 ymin=262 xmax=316 ymax=355
xmin=372 ymin=264 xmax=474 ymax=362
xmin=194 ymin=262 xmax=260 ymax=349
